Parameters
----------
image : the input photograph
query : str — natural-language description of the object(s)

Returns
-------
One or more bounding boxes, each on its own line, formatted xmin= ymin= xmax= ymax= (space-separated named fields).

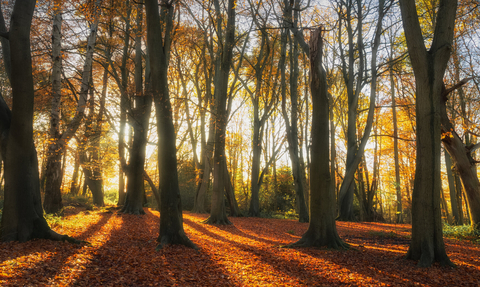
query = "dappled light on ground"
xmin=1 ymin=207 xmax=479 ymax=286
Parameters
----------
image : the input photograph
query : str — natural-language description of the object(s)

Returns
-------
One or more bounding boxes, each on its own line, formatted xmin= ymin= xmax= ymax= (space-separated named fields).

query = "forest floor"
xmin=1 ymin=207 xmax=479 ymax=286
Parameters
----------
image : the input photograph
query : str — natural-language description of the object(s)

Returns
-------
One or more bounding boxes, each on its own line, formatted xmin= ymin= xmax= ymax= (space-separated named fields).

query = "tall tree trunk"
xmin=247 ymin=29 xmax=274 ymax=217
xmin=337 ymin=0 xmax=386 ymax=221
xmin=43 ymin=4 xmax=64 ymax=214
xmin=280 ymin=0 xmax=308 ymax=223
xmin=290 ymin=28 xmax=347 ymax=249
xmin=336 ymin=0 xmax=363 ymax=221
xmin=0 ymin=0 xmax=79 ymax=243
xmin=43 ymin=0 xmax=101 ymax=214
xmin=122 ymin=4 xmax=152 ymax=215
xmin=204 ymin=0 xmax=236 ymax=225
xmin=390 ymin=57 xmax=403 ymax=223
xmin=116 ymin=5 xmax=132 ymax=206
xmin=400 ymin=0 xmax=457 ymax=267
xmin=78 ymin=75 xmax=104 ymax=207
xmin=192 ymin=29 xmax=215 ymax=213
xmin=145 ymin=0 xmax=196 ymax=249
xmin=192 ymin=115 xmax=214 ymax=213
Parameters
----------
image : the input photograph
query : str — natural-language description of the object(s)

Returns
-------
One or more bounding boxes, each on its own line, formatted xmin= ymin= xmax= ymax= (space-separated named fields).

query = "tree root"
xmin=286 ymin=235 xmax=349 ymax=250
xmin=155 ymin=233 xmax=198 ymax=251
xmin=121 ymin=205 xmax=146 ymax=215
xmin=202 ymin=216 xmax=232 ymax=225
xmin=48 ymin=230 xmax=91 ymax=246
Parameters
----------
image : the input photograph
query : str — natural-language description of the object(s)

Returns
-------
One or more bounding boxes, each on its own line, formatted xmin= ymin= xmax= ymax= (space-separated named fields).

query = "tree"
xmin=336 ymin=0 xmax=390 ymax=221
xmin=203 ymin=0 xmax=236 ymax=225
xmin=145 ymin=0 xmax=196 ymax=249
xmin=399 ymin=0 xmax=457 ymax=267
xmin=290 ymin=27 xmax=347 ymax=249
xmin=0 ymin=0 xmax=78 ymax=243
xmin=440 ymin=78 xmax=480 ymax=230
xmin=280 ymin=0 xmax=308 ymax=223
xmin=122 ymin=3 xmax=152 ymax=215
xmin=242 ymin=4 xmax=278 ymax=216
xmin=43 ymin=0 xmax=102 ymax=214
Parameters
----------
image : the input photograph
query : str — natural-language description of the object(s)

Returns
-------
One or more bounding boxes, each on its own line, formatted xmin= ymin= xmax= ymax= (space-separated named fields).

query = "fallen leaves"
xmin=1 ymin=207 xmax=479 ymax=286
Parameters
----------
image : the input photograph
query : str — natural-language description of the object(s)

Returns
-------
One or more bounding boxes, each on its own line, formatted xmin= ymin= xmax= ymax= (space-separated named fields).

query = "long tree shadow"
xmin=67 ymin=208 xmax=236 ymax=286
xmin=186 ymin=215 xmax=480 ymax=286
xmin=184 ymin=213 xmax=305 ymax=245
xmin=292 ymin=231 xmax=480 ymax=286
xmin=183 ymin=217 xmax=349 ymax=286
xmin=2 ymin=211 xmax=114 ymax=285
xmin=0 ymin=210 xmax=112 ymax=264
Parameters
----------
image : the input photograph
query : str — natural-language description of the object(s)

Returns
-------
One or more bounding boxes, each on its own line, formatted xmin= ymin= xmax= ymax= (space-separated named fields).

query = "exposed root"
xmin=286 ymin=235 xmax=349 ymax=250
xmin=121 ymin=205 xmax=146 ymax=215
xmin=202 ymin=216 xmax=232 ymax=225
xmin=48 ymin=230 xmax=91 ymax=246
xmin=155 ymin=233 xmax=198 ymax=251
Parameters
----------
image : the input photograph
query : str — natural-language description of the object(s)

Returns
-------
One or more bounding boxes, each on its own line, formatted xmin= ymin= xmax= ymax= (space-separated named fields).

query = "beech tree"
xmin=121 ymin=3 xmax=152 ymax=215
xmin=145 ymin=0 xmax=196 ymax=249
xmin=0 ymin=0 xmax=78 ymax=243
xmin=203 ymin=0 xmax=237 ymax=225
xmin=280 ymin=0 xmax=308 ymax=223
xmin=440 ymin=78 xmax=480 ymax=230
xmin=43 ymin=0 xmax=103 ymax=214
xmin=335 ymin=0 xmax=391 ymax=221
xmin=289 ymin=27 xmax=347 ymax=249
xmin=399 ymin=0 xmax=457 ymax=267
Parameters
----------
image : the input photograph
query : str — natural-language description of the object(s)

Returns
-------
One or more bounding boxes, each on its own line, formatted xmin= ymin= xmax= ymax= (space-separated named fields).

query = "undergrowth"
xmin=443 ymin=223 xmax=480 ymax=243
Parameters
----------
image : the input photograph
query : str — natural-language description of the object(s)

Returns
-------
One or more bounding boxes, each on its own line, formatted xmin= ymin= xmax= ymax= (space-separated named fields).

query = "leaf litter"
xmin=1 ymin=207 xmax=479 ymax=286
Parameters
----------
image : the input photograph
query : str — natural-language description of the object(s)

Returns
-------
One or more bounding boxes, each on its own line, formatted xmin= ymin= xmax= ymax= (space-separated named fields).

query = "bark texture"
xmin=290 ymin=28 xmax=347 ymax=249
xmin=122 ymin=4 xmax=151 ymax=215
xmin=0 ymin=0 xmax=82 ymax=244
xmin=203 ymin=0 xmax=236 ymax=225
xmin=400 ymin=0 xmax=457 ymax=267
xmin=145 ymin=0 xmax=196 ymax=249
xmin=43 ymin=0 xmax=102 ymax=214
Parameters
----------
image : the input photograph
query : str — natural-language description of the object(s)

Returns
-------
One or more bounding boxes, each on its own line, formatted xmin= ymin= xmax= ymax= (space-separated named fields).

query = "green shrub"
xmin=103 ymin=188 xmax=118 ymax=206
xmin=443 ymin=223 xmax=480 ymax=243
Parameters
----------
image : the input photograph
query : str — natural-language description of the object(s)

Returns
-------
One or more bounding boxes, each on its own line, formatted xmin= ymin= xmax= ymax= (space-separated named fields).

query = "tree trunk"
xmin=43 ymin=4 xmax=64 ymax=214
xmin=337 ymin=0 xmax=386 ymax=221
xmin=122 ymin=4 xmax=151 ymax=215
xmin=224 ymin=161 xmax=240 ymax=217
xmin=445 ymin=150 xmax=461 ymax=224
xmin=145 ymin=0 xmax=196 ymax=249
xmin=390 ymin=59 xmax=403 ymax=223
xmin=116 ymin=7 xmax=131 ymax=206
xmin=69 ymin=151 xmax=80 ymax=195
xmin=400 ymin=0 xmax=457 ymax=267
xmin=203 ymin=0 xmax=236 ymax=225
xmin=249 ymin=109 xmax=262 ymax=216
xmin=336 ymin=0 xmax=364 ymax=221
xmin=0 ymin=0 xmax=80 ymax=244
xmin=440 ymin=82 xmax=480 ymax=230
xmin=280 ymin=1 xmax=308 ymax=222
xmin=290 ymin=28 xmax=347 ymax=249
xmin=454 ymin=172 xmax=465 ymax=224
xmin=43 ymin=0 xmax=101 ymax=214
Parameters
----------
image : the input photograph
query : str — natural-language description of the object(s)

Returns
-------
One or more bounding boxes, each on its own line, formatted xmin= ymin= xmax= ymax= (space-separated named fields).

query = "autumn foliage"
xmin=1 ymin=207 xmax=479 ymax=286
